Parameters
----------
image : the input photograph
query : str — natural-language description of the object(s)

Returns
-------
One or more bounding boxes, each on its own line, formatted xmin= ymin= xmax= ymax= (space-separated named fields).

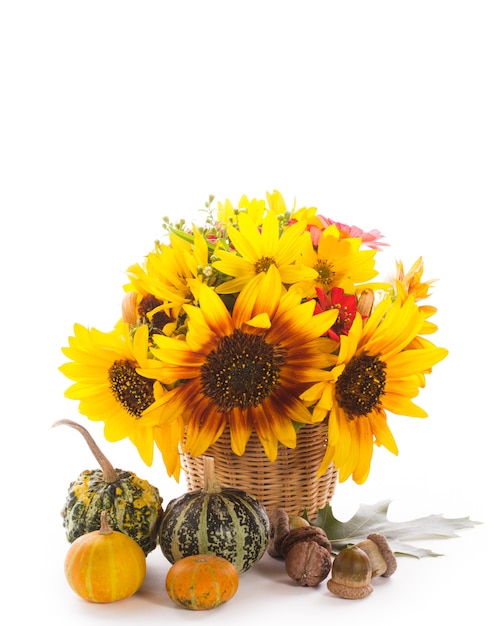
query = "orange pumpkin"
xmin=165 ymin=554 xmax=239 ymax=610
xmin=64 ymin=510 xmax=146 ymax=603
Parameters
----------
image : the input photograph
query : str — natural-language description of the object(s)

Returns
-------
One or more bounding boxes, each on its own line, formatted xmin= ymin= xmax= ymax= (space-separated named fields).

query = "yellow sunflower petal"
xmin=185 ymin=402 xmax=226 ymax=457
xmin=368 ymin=410 xmax=399 ymax=454
xmin=103 ymin=414 xmax=135 ymax=442
xmin=129 ymin=425 xmax=156 ymax=466
xmin=352 ymin=418 xmax=374 ymax=484
xmin=275 ymin=219 xmax=308 ymax=265
xmin=386 ymin=347 xmax=449 ymax=377
xmin=382 ymin=393 xmax=428 ymax=417
xmin=154 ymin=421 xmax=183 ymax=481
xmin=233 ymin=266 xmax=283 ymax=324
xmin=253 ymin=410 xmax=280 ymax=462
xmin=259 ymin=210 xmax=282 ymax=257
xmin=316 ymin=443 xmax=337 ymax=478
xmin=196 ymin=283 xmax=235 ymax=337
xmin=227 ymin=213 xmax=262 ymax=260
xmin=229 ymin=408 xmax=253 ymax=457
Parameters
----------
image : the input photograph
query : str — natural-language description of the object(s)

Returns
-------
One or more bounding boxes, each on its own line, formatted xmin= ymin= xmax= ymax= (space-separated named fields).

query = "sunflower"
xmin=59 ymin=321 xmax=181 ymax=477
xmin=125 ymin=227 xmax=210 ymax=310
xmin=138 ymin=266 xmax=339 ymax=462
xmin=301 ymin=294 xmax=448 ymax=484
xmin=212 ymin=209 xmax=318 ymax=294
xmin=295 ymin=223 xmax=381 ymax=298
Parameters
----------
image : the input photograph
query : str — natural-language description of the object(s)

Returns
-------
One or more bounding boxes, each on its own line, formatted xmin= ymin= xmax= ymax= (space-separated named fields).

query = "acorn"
xmin=327 ymin=545 xmax=373 ymax=599
xmin=355 ymin=533 xmax=397 ymax=578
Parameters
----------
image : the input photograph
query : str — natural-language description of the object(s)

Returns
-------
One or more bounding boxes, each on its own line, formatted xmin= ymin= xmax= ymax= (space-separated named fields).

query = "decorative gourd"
xmin=165 ymin=554 xmax=239 ymax=610
xmin=159 ymin=456 xmax=269 ymax=573
xmin=64 ymin=510 xmax=147 ymax=603
xmin=53 ymin=419 xmax=163 ymax=555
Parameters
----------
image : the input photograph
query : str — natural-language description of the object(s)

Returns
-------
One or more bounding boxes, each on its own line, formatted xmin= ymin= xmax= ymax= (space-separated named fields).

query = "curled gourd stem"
xmin=51 ymin=418 xmax=120 ymax=484
xmin=202 ymin=456 xmax=221 ymax=494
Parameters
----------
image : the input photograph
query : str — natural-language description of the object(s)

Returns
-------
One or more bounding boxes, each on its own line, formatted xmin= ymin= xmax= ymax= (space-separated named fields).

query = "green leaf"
xmin=312 ymin=499 xmax=481 ymax=558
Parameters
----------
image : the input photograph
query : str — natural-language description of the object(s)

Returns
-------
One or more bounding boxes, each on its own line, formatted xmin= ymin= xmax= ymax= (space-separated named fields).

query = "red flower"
xmin=312 ymin=287 xmax=358 ymax=341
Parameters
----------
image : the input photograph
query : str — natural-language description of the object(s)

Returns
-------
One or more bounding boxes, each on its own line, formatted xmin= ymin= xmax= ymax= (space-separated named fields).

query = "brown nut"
xmin=281 ymin=525 xmax=332 ymax=559
xmin=285 ymin=540 xmax=332 ymax=586
xmin=267 ymin=508 xmax=291 ymax=558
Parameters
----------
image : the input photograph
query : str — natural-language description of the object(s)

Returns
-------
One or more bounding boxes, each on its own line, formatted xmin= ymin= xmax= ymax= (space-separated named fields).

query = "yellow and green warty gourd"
xmin=53 ymin=419 xmax=163 ymax=556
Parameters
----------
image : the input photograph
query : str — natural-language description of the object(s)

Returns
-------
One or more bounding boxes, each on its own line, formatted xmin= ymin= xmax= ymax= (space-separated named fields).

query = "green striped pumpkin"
xmin=159 ymin=456 xmax=269 ymax=573
xmin=54 ymin=419 xmax=163 ymax=556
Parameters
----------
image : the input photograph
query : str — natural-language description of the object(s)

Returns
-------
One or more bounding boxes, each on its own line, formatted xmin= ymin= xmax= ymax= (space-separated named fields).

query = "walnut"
xmin=284 ymin=540 xmax=332 ymax=586
xmin=268 ymin=509 xmax=333 ymax=586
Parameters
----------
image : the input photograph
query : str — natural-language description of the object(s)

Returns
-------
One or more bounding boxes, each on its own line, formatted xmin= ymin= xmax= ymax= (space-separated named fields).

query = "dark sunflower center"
xmin=109 ymin=360 xmax=156 ymax=418
xmin=138 ymin=294 xmax=174 ymax=331
xmin=201 ymin=329 xmax=284 ymax=411
xmin=314 ymin=259 xmax=336 ymax=288
xmin=335 ymin=354 xmax=386 ymax=418
xmin=254 ymin=256 xmax=277 ymax=274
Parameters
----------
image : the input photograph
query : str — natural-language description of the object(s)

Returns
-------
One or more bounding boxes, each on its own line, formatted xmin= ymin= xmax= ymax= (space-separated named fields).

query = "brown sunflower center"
xmin=314 ymin=259 xmax=336 ymax=288
xmin=138 ymin=294 xmax=174 ymax=331
xmin=201 ymin=329 xmax=284 ymax=411
xmin=254 ymin=255 xmax=277 ymax=274
xmin=335 ymin=354 xmax=386 ymax=418
xmin=109 ymin=360 xmax=156 ymax=418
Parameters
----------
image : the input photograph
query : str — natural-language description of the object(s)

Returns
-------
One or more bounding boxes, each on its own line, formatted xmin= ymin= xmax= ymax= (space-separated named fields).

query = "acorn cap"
xmin=327 ymin=578 xmax=373 ymax=599
xmin=367 ymin=533 xmax=397 ymax=577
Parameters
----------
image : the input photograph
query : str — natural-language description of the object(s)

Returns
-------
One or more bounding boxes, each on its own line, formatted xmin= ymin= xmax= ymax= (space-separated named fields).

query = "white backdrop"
xmin=1 ymin=1 xmax=492 ymax=623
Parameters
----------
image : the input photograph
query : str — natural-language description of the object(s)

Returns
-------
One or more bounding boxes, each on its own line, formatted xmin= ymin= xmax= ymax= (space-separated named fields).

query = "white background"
xmin=1 ymin=1 xmax=492 ymax=623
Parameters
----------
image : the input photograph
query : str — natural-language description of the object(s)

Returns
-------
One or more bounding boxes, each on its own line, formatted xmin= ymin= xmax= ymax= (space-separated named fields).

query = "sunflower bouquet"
xmin=60 ymin=191 xmax=448 ymax=493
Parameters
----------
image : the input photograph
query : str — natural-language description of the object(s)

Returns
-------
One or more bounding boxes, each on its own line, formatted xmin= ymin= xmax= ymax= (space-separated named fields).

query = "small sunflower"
xmin=212 ymin=209 xmax=318 ymax=294
xmin=296 ymin=223 xmax=380 ymax=298
xmin=302 ymin=295 xmax=448 ymax=484
xmin=59 ymin=321 xmax=181 ymax=477
xmin=126 ymin=227 xmax=211 ymax=306
xmin=138 ymin=266 xmax=339 ymax=462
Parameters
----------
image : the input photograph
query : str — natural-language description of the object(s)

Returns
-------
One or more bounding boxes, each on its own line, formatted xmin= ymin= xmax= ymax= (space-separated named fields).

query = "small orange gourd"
xmin=165 ymin=554 xmax=239 ymax=610
xmin=64 ymin=510 xmax=146 ymax=603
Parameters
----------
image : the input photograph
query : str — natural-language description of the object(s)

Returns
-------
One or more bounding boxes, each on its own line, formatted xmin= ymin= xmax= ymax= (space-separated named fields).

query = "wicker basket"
xmin=181 ymin=422 xmax=338 ymax=520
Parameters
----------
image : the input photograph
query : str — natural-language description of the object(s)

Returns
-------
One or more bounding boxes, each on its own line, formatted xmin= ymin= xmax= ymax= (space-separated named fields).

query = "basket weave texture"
xmin=182 ymin=422 xmax=338 ymax=520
